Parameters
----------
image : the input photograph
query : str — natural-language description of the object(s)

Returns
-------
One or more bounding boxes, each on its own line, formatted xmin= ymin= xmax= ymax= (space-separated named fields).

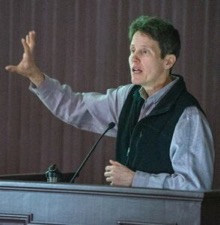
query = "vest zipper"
xmin=125 ymin=122 xmax=142 ymax=167
xmin=125 ymin=147 xmax=130 ymax=166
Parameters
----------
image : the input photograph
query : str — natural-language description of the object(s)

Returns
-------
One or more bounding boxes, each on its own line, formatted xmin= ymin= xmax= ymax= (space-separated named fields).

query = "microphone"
xmin=69 ymin=122 xmax=115 ymax=183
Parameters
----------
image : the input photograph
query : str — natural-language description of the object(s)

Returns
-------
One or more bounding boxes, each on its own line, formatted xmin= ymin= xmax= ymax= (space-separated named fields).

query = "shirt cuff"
xmin=29 ymin=74 xmax=53 ymax=97
xmin=132 ymin=171 xmax=150 ymax=187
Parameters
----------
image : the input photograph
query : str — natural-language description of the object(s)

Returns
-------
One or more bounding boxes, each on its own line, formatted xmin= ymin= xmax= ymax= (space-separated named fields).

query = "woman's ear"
xmin=164 ymin=54 xmax=176 ymax=70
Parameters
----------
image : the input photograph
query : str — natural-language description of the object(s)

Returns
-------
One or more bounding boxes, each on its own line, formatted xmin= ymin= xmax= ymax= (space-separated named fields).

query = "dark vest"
xmin=116 ymin=75 xmax=204 ymax=174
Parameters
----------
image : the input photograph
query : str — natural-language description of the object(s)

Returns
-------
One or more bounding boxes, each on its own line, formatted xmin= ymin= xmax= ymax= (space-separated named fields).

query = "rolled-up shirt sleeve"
xmin=132 ymin=106 xmax=215 ymax=191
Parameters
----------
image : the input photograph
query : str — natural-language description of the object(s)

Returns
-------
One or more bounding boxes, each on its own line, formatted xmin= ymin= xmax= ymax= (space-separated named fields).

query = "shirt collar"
xmin=139 ymin=75 xmax=179 ymax=104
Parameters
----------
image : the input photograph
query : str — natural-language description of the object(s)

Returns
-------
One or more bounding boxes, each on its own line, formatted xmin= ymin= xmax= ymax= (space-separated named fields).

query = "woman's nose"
xmin=130 ymin=52 xmax=139 ymax=62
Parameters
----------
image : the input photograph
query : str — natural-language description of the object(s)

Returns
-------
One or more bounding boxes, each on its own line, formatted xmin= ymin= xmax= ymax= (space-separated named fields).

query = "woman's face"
xmin=129 ymin=31 xmax=174 ymax=95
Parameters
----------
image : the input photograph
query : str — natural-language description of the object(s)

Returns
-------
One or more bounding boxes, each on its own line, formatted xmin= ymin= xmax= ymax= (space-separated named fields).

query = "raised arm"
xmin=5 ymin=31 xmax=44 ymax=87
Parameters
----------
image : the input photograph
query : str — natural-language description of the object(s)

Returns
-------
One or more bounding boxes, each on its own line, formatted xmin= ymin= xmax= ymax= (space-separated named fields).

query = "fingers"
xmin=28 ymin=31 xmax=36 ymax=53
xmin=26 ymin=34 xmax=29 ymax=44
xmin=109 ymin=159 xmax=122 ymax=166
xmin=25 ymin=31 xmax=35 ymax=45
xmin=21 ymin=38 xmax=29 ymax=55
xmin=104 ymin=164 xmax=113 ymax=183
xmin=22 ymin=31 xmax=36 ymax=56
xmin=21 ymin=31 xmax=36 ymax=63
xmin=105 ymin=160 xmax=121 ymax=173
xmin=104 ymin=160 xmax=120 ymax=186
xmin=5 ymin=30 xmax=40 ymax=79
xmin=104 ymin=170 xmax=114 ymax=186
xmin=5 ymin=65 xmax=16 ymax=73
xmin=104 ymin=160 xmax=135 ymax=187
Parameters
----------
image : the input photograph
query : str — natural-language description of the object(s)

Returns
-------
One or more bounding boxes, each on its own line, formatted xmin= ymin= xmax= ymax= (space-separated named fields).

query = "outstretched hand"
xmin=5 ymin=31 xmax=44 ymax=87
xmin=104 ymin=160 xmax=135 ymax=187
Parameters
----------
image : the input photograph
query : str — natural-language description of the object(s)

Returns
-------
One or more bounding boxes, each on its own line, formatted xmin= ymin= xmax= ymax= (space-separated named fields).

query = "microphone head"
xmin=108 ymin=122 xmax=115 ymax=129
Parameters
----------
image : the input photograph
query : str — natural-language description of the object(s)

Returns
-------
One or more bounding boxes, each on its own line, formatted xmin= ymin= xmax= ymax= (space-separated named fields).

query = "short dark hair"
xmin=129 ymin=16 xmax=181 ymax=59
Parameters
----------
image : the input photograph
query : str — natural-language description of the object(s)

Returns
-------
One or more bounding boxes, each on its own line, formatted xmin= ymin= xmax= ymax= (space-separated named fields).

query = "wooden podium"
xmin=0 ymin=179 xmax=219 ymax=225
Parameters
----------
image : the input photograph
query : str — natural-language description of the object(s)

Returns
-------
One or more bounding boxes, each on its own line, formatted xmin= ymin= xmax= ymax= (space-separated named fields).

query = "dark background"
xmin=0 ymin=0 xmax=219 ymax=189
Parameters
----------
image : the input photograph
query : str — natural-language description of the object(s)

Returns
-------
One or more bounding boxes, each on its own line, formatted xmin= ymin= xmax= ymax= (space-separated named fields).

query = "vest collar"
xmin=146 ymin=74 xmax=187 ymax=116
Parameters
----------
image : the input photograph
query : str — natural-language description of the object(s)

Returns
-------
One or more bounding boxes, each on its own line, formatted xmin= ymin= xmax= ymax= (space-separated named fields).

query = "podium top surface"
xmin=0 ymin=179 xmax=219 ymax=200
